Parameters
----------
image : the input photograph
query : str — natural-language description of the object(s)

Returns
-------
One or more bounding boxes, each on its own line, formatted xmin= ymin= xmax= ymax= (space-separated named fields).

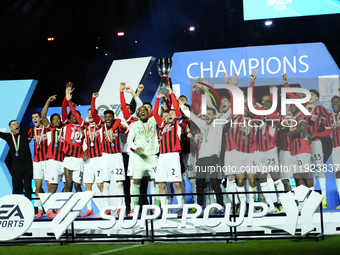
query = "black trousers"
xmin=11 ymin=164 xmax=33 ymax=200
xmin=122 ymin=152 xmax=131 ymax=212
xmin=196 ymin=155 xmax=223 ymax=207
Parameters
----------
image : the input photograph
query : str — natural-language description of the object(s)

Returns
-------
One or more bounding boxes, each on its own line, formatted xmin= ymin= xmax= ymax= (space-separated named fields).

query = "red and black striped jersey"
xmin=326 ymin=112 xmax=340 ymax=148
xmin=46 ymin=126 xmax=64 ymax=162
xmin=62 ymin=120 xmax=87 ymax=158
xmin=157 ymin=126 xmax=163 ymax=141
xmin=277 ymin=116 xmax=291 ymax=152
xmin=98 ymin=120 xmax=127 ymax=154
xmin=306 ymin=105 xmax=329 ymax=141
xmin=224 ymin=122 xmax=233 ymax=152
xmin=84 ymin=124 xmax=102 ymax=158
xmin=159 ymin=120 xmax=185 ymax=154
xmin=257 ymin=114 xmax=279 ymax=152
xmin=289 ymin=113 xmax=312 ymax=155
xmin=180 ymin=120 xmax=190 ymax=154
xmin=231 ymin=115 xmax=257 ymax=154
xmin=27 ymin=126 xmax=49 ymax=162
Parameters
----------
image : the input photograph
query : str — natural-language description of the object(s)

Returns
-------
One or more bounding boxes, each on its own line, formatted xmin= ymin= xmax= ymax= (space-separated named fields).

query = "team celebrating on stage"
xmin=2 ymin=69 xmax=340 ymax=219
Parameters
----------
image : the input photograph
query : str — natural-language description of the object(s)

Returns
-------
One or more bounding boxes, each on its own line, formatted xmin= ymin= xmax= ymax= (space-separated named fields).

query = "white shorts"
xmin=63 ymin=157 xmax=84 ymax=184
xmin=227 ymin=151 xmax=257 ymax=175
xmin=310 ymin=140 xmax=324 ymax=166
xmin=63 ymin=156 xmax=84 ymax=171
xmin=332 ymin=146 xmax=340 ymax=172
xmin=291 ymin=153 xmax=312 ymax=174
xmin=156 ymin=152 xmax=182 ymax=183
xmin=181 ymin=153 xmax=196 ymax=178
xmin=132 ymin=153 xmax=158 ymax=180
xmin=101 ymin=153 xmax=125 ymax=182
xmin=83 ymin=156 xmax=103 ymax=184
xmin=45 ymin=159 xmax=64 ymax=184
xmin=224 ymin=150 xmax=234 ymax=170
xmin=279 ymin=150 xmax=294 ymax=179
xmin=257 ymin=148 xmax=279 ymax=173
xmin=33 ymin=161 xmax=47 ymax=180
xmin=71 ymin=170 xmax=83 ymax=184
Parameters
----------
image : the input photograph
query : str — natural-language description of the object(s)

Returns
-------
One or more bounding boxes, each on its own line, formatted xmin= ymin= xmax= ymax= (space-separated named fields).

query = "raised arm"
xmin=152 ymin=92 xmax=164 ymax=127
xmin=191 ymin=88 xmax=202 ymax=116
xmin=62 ymin=82 xmax=74 ymax=122
xmin=224 ymin=72 xmax=239 ymax=114
xmin=62 ymin=95 xmax=68 ymax=123
xmin=168 ymin=86 xmax=182 ymax=119
xmin=42 ymin=95 xmax=57 ymax=127
xmin=180 ymin=104 xmax=206 ymax=131
xmin=282 ymin=73 xmax=298 ymax=99
xmin=136 ymin=84 xmax=144 ymax=98
xmin=249 ymin=69 xmax=257 ymax=106
xmin=119 ymin=83 xmax=131 ymax=120
xmin=134 ymin=84 xmax=144 ymax=115
xmin=66 ymin=88 xmax=84 ymax=126
xmin=91 ymin=93 xmax=101 ymax=125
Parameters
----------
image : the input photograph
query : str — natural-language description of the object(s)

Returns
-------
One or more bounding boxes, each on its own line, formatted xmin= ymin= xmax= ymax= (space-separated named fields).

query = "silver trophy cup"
xmin=157 ymin=57 xmax=172 ymax=95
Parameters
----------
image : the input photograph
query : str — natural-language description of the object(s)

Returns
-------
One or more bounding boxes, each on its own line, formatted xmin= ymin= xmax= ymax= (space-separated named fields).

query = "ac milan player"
xmin=62 ymin=83 xmax=87 ymax=193
xmin=41 ymin=95 xmax=65 ymax=218
xmin=91 ymin=92 xmax=128 ymax=216
xmin=66 ymin=95 xmax=105 ymax=217
xmin=287 ymin=104 xmax=313 ymax=189
xmin=120 ymin=82 xmax=156 ymax=215
xmin=277 ymin=103 xmax=294 ymax=192
xmin=249 ymin=81 xmax=285 ymax=213
xmin=27 ymin=111 xmax=49 ymax=218
xmin=283 ymin=73 xmax=330 ymax=208
xmin=224 ymin=70 xmax=260 ymax=212
xmin=222 ymin=72 xmax=239 ymax=207
xmin=325 ymin=96 xmax=340 ymax=209
xmin=154 ymin=88 xmax=186 ymax=212
xmin=127 ymin=102 xmax=160 ymax=216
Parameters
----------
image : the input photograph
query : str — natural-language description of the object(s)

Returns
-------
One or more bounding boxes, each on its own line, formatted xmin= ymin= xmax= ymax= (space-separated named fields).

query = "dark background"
xmin=1 ymin=0 xmax=339 ymax=107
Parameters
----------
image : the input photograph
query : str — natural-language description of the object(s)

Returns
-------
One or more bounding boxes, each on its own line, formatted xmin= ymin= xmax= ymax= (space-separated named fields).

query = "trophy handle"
xmin=168 ymin=77 xmax=173 ymax=90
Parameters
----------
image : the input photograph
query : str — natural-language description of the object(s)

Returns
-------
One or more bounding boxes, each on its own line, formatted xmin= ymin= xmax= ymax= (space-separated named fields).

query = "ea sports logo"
xmin=0 ymin=195 xmax=34 ymax=241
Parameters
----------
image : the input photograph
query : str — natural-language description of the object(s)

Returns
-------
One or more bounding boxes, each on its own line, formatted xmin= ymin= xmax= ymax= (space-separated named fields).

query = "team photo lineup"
xmin=2 ymin=68 xmax=340 ymax=220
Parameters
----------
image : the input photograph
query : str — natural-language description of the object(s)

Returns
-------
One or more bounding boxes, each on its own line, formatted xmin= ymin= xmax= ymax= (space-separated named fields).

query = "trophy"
xmin=157 ymin=57 xmax=172 ymax=95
